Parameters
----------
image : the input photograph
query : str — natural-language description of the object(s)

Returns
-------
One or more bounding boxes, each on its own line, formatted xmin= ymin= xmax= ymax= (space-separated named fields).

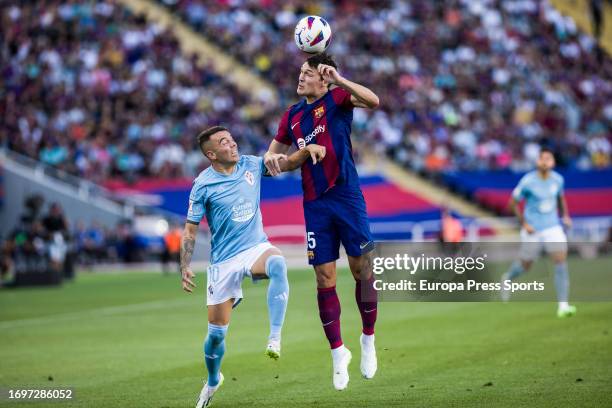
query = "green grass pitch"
xmin=1 ymin=259 xmax=611 ymax=407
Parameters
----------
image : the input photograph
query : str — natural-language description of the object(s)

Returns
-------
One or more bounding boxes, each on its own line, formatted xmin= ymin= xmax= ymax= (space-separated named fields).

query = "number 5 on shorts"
xmin=307 ymin=232 xmax=316 ymax=249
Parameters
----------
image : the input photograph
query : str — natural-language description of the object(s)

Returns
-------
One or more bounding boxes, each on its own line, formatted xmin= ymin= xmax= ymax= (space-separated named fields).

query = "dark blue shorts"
xmin=303 ymin=185 xmax=374 ymax=265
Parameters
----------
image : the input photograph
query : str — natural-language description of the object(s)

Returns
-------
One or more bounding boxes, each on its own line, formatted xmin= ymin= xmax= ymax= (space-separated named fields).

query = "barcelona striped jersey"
xmin=274 ymin=87 xmax=360 ymax=201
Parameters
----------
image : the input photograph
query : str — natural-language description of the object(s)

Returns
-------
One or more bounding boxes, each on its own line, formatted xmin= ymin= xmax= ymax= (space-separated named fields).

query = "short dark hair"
xmin=539 ymin=146 xmax=555 ymax=157
xmin=306 ymin=52 xmax=338 ymax=71
xmin=197 ymin=126 xmax=228 ymax=154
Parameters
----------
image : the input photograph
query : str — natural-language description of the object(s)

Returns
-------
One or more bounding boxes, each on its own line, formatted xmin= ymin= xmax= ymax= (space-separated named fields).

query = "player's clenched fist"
xmin=318 ymin=63 xmax=342 ymax=85
xmin=181 ymin=267 xmax=196 ymax=293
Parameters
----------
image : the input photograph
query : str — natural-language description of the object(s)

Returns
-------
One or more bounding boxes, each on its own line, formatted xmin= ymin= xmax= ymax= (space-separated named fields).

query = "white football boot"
xmin=360 ymin=333 xmax=377 ymax=379
xmin=195 ymin=373 xmax=224 ymax=408
xmin=265 ymin=339 xmax=281 ymax=360
xmin=331 ymin=345 xmax=352 ymax=390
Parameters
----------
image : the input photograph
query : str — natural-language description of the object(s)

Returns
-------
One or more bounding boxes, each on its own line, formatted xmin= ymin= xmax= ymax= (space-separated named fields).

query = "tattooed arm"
xmin=180 ymin=222 xmax=199 ymax=293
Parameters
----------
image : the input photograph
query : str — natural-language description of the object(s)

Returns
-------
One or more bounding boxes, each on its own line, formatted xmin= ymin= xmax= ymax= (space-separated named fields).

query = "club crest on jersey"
xmin=314 ymin=105 xmax=325 ymax=118
xmin=245 ymin=170 xmax=254 ymax=186
xmin=307 ymin=250 xmax=315 ymax=260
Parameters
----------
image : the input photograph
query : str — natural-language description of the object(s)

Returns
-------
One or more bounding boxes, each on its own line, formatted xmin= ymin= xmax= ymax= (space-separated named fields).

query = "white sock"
xmin=331 ymin=344 xmax=346 ymax=362
xmin=559 ymin=301 xmax=569 ymax=309
xmin=361 ymin=333 xmax=375 ymax=348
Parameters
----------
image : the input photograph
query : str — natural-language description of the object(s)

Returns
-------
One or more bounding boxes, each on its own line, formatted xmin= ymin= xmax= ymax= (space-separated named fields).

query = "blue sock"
xmin=554 ymin=262 xmax=569 ymax=303
xmin=266 ymin=255 xmax=289 ymax=341
xmin=204 ymin=323 xmax=227 ymax=387
xmin=505 ymin=261 xmax=525 ymax=280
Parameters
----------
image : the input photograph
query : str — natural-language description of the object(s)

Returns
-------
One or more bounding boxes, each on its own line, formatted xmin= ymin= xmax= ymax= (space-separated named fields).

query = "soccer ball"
xmin=294 ymin=15 xmax=332 ymax=54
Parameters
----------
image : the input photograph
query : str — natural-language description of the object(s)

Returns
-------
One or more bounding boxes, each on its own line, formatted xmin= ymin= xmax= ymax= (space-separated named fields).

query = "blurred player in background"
xmin=264 ymin=53 xmax=380 ymax=390
xmin=180 ymin=126 xmax=326 ymax=407
xmin=441 ymin=207 xmax=464 ymax=243
xmin=502 ymin=147 xmax=576 ymax=317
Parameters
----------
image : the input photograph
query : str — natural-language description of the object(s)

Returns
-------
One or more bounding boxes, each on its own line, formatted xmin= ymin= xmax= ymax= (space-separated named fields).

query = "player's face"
xmin=537 ymin=151 xmax=555 ymax=172
xmin=297 ymin=62 xmax=325 ymax=96
xmin=208 ymin=131 xmax=239 ymax=164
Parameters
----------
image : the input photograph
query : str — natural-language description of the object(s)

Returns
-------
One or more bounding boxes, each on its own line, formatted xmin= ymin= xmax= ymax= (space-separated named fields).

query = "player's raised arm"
xmin=180 ymin=222 xmax=198 ymax=293
xmin=318 ymin=64 xmax=379 ymax=109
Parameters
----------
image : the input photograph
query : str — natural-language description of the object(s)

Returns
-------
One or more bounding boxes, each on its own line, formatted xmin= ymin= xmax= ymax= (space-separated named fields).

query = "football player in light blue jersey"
xmin=501 ymin=147 xmax=576 ymax=317
xmin=179 ymin=126 xmax=326 ymax=408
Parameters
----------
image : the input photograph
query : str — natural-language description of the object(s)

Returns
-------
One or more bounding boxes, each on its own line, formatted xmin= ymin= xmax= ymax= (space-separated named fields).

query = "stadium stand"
xmin=4 ymin=0 xmax=610 ymax=184
xmin=0 ymin=0 xmax=274 ymax=184
xmin=162 ymin=0 xmax=611 ymax=174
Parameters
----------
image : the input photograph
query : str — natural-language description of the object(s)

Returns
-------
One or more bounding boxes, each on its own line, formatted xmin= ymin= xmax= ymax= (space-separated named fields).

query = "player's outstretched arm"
xmin=180 ymin=222 xmax=198 ymax=293
xmin=278 ymin=144 xmax=326 ymax=173
xmin=318 ymin=64 xmax=379 ymax=109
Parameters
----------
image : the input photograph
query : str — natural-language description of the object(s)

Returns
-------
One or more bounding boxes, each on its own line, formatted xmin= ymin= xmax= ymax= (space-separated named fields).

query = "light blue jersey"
xmin=512 ymin=170 xmax=564 ymax=232
xmin=187 ymin=155 xmax=269 ymax=264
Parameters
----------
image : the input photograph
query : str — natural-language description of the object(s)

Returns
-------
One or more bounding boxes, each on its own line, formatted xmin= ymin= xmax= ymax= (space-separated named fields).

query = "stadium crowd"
xmin=164 ymin=0 xmax=612 ymax=172
xmin=0 ymin=0 xmax=273 ymax=184
xmin=1 ymin=0 xmax=610 ymax=186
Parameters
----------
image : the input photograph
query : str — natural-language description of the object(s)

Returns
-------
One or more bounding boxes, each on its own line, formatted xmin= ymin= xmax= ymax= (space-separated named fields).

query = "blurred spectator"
xmin=86 ymin=221 xmax=107 ymax=261
xmin=103 ymin=225 xmax=120 ymax=262
xmin=1 ymin=236 xmax=14 ymax=286
xmin=441 ymin=208 xmax=464 ymax=243
xmin=9 ymin=219 xmax=48 ymax=274
xmin=74 ymin=221 xmax=91 ymax=266
xmin=41 ymin=202 xmax=71 ymax=276
xmin=161 ymin=222 xmax=182 ymax=274
xmin=590 ymin=0 xmax=603 ymax=39
xmin=115 ymin=220 xmax=141 ymax=263
xmin=42 ymin=202 xmax=69 ymax=236
xmin=74 ymin=220 xmax=107 ymax=266
xmin=21 ymin=195 xmax=45 ymax=225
